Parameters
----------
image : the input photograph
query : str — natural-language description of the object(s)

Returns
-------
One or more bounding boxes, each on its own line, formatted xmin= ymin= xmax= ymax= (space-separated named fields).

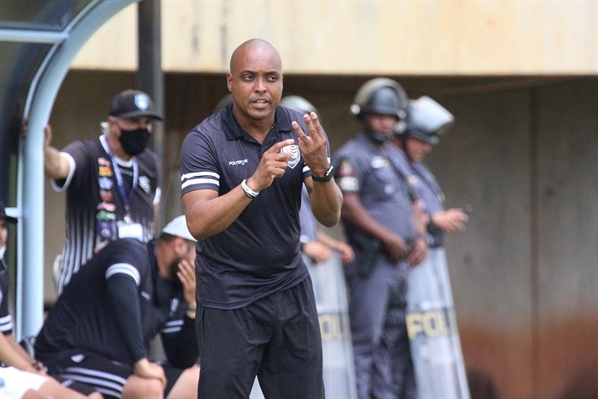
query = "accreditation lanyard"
xmin=110 ymin=155 xmax=139 ymax=223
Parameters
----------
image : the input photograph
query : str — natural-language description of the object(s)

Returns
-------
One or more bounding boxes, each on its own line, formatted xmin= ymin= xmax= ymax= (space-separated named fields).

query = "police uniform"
xmin=180 ymin=103 xmax=324 ymax=398
xmin=299 ymin=185 xmax=318 ymax=246
xmin=332 ymin=132 xmax=417 ymax=399
xmin=409 ymin=162 xmax=445 ymax=247
xmin=53 ymin=135 xmax=158 ymax=293
xmin=35 ymin=238 xmax=196 ymax=399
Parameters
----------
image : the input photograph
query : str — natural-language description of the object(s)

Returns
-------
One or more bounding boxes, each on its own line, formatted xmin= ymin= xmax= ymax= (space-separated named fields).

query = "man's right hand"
xmin=43 ymin=124 xmax=53 ymax=149
xmin=302 ymin=241 xmax=333 ymax=263
xmin=133 ymin=358 xmax=167 ymax=388
xmin=432 ymin=208 xmax=468 ymax=233
xmin=381 ymin=234 xmax=410 ymax=263
xmin=246 ymin=139 xmax=294 ymax=192
xmin=43 ymin=124 xmax=71 ymax=179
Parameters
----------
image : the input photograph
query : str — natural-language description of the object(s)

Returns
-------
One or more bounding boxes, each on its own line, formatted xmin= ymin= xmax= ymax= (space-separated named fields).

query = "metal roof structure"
xmin=0 ymin=0 xmax=138 ymax=340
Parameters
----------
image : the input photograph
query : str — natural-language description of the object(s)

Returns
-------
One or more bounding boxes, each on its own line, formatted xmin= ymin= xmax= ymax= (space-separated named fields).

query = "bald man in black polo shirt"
xmin=180 ymin=38 xmax=343 ymax=399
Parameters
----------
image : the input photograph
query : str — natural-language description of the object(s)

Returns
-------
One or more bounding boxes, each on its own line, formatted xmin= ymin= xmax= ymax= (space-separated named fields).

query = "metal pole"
xmin=137 ymin=0 xmax=165 ymax=231
xmin=18 ymin=0 xmax=137 ymax=339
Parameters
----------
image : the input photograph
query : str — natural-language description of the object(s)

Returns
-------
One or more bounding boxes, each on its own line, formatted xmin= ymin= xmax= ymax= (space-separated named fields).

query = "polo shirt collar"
xmin=221 ymin=103 xmax=293 ymax=141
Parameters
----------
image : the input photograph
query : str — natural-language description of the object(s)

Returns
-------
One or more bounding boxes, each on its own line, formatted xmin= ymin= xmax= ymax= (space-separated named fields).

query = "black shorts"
xmin=197 ymin=277 xmax=325 ymax=399
xmin=46 ymin=352 xmax=184 ymax=399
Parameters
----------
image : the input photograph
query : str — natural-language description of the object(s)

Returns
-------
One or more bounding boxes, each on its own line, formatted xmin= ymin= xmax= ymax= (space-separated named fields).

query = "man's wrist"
xmin=427 ymin=217 xmax=438 ymax=233
xmin=312 ymin=165 xmax=335 ymax=182
xmin=241 ymin=179 xmax=259 ymax=199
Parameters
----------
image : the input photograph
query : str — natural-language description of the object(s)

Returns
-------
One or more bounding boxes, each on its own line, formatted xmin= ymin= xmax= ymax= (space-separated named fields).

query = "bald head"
xmin=229 ymin=38 xmax=282 ymax=74
xmin=227 ymin=38 xmax=284 ymax=128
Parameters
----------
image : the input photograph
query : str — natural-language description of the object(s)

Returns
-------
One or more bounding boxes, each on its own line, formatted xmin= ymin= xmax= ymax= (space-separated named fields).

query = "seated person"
xmin=34 ymin=215 xmax=200 ymax=399
xmin=0 ymin=201 xmax=99 ymax=399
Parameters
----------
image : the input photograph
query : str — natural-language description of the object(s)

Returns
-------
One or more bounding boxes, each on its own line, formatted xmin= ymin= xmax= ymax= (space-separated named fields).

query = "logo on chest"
xmin=229 ymin=159 xmax=248 ymax=166
xmin=281 ymin=144 xmax=300 ymax=169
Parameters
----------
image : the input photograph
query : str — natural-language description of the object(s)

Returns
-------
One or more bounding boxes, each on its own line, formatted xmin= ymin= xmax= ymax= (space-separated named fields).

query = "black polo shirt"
xmin=180 ymin=103 xmax=313 ymax=309
xmin=34 ymin=239 xmax=169 ymax=366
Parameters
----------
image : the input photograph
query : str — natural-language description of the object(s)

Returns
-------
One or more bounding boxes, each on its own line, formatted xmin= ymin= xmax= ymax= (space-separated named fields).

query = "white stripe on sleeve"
xmin=105 ymin=263 xmax=140 ymax=285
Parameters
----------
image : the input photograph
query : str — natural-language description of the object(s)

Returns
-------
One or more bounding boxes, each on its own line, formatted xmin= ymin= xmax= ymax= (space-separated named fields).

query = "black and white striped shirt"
xmin=53 ymin=136 xmax=158 ymax=294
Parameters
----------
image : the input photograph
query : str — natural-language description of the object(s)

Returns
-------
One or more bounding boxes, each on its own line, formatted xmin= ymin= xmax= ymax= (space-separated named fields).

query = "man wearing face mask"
xmin=331 ymin=78 xmax=427 ymax=399
xmin=34 ymin=215 xmax=200 ymax=399
xmin=44 ymin=89 xmax=161 ymax=294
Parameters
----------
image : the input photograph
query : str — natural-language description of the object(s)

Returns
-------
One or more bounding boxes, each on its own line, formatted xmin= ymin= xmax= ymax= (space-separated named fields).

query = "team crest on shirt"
xmin=71 ymin=354 xmax=85 ymax=363
xmin=280 ymin=144 xmax=300 ymax=169
xmin=97 ymin=157 xmax=111 ymax=166
xmin=139 ymin=176 xmax=151 ymax=194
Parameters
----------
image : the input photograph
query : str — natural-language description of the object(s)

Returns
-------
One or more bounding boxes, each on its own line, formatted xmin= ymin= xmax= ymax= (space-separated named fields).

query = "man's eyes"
xmin=241 ymin=74 xmax=279 ymax=81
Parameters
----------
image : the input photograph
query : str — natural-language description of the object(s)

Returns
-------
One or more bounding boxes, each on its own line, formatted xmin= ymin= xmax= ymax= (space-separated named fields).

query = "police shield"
xmin=250 ymin=252 xmax=357 ymax=398
xmin=406 ymin=247 xmax=470 ymax=399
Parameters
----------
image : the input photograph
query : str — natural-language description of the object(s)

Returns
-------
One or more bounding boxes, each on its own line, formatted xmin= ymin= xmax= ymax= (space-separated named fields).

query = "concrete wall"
xmin=71 ymin=1 xmax=597 ymax=74
xmin=45 ymin=72 xmax=598 ymax=398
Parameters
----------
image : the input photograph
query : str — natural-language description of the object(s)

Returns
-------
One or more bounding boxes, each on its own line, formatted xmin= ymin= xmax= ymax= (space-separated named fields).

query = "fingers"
xmin=265 ymin=138 xmax=295 ymax=154
xmin=303 ymin=112 xmax=322 ymax=136
xmin=44 ymin=125 xmax=53 ymax=146
xmin=177 ymin=261 xmax=196 ymax=292
xmin=292 ymin=112 xmax=323 ymax=141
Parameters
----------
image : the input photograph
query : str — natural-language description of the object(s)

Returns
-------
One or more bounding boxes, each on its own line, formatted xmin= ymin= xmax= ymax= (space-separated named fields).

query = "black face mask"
xmin=366 ymin=128 xmax=394 ymax=144
xmin=118 ymin=127 xmax=150 ymax=156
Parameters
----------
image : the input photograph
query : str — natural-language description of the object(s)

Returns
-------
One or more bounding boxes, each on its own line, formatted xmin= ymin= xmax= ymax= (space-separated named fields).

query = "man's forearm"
xmin=0 ymin=333 xmax=36 ymax=372
xmin=44 ymin=146 xmax=69 ymax=179
xmin=183 ymin=186 xmax=253 ymax=241
xmin=309 ymin=179 xmax=343 ymax=227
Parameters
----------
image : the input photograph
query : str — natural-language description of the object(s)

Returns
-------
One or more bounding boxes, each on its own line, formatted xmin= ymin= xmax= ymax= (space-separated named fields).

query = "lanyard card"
xmin=117 ymin=221 xmax=143 ymax=241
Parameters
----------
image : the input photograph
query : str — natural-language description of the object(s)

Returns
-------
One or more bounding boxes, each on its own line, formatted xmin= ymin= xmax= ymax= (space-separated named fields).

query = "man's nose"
xmin=254 ymin=77 xmax=267 ymax=93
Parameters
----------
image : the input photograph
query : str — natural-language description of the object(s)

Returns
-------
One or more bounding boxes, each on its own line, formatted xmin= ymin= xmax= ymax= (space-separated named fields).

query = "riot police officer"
xmin=394 ymin=96 xmax=471 ymax=399
xmin=395 ymin=96 xmax=468 ymax=245
xmin=332 ymin=78 xmax=427 ymax=399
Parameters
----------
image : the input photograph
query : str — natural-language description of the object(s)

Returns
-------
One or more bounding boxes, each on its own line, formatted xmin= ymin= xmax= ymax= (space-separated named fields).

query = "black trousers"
xmin=196 ymin=277 xmax=325 ymax=399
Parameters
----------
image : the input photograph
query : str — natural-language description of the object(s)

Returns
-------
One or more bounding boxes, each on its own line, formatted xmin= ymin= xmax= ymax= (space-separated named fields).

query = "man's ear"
xmin=174 ymin=236 xmax=186 ymax=253
xmin=226 ymin=73 xmax=233 ymax=92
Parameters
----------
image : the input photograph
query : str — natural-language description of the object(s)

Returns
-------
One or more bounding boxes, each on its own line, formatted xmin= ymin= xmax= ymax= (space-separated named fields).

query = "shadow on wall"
xmin=466 ymin=361 xmax=598 ymax=399
xmin=460 ymin=317 xmax=598 ymax=399
xmin=557 ymin=359 xmax=598 ymax=399
xmin=467 ymin=368 xmax=499 ymax=399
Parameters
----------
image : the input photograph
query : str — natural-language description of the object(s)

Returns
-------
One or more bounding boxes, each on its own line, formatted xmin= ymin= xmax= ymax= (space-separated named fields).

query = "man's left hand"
xmin=292 ymin=112 xmax=329 ymax=177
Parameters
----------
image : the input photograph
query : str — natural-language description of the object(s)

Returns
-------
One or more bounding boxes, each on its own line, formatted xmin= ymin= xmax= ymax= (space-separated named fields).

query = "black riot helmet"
xmin=280 ymin=95 xmax=318 ymax=115
xmin=403 ymin=96 xmax=455 ymax=145
xmin=350 ymin=78 xmax=409 ymax=122
xmin=213 ymin=93 xmax=233 ymax=113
